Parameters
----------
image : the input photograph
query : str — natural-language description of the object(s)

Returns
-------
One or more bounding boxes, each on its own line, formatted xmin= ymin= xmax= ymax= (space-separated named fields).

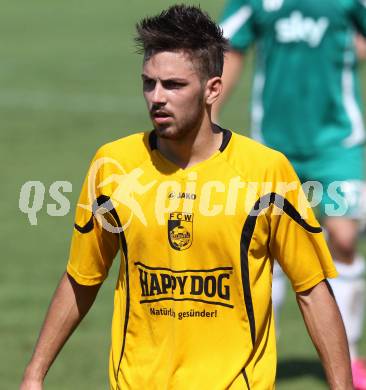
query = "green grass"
xmin=1 ymin=1 xmax=366 ymax=389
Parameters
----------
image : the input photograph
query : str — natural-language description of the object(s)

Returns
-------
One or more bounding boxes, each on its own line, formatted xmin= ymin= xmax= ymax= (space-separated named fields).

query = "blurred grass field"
xmin=1 ymin=1 xmax=366 ymax=389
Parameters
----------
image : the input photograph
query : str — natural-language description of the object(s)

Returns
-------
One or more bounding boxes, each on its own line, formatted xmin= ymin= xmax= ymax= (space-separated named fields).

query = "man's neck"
xmin=157 ymin=119 xmax=223 ymax=169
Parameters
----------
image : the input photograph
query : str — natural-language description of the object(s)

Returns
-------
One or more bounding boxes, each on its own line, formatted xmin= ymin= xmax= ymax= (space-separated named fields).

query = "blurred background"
xmin=1 ymin=0 xmax=365 ymax=389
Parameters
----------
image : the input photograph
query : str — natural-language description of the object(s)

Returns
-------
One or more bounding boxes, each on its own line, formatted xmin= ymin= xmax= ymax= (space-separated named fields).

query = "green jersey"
xmin=220 ymin=0 xmax=366 ymax=158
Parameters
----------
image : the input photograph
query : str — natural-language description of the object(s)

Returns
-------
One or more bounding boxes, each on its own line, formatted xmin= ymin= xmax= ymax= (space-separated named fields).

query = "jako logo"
xmin=168 ymin=192 xmax=197 ymax=200
xmin=275 ymin=11 xmax=329 ymax=47
xmin=135 ymin=262 xmax=234 ymax=308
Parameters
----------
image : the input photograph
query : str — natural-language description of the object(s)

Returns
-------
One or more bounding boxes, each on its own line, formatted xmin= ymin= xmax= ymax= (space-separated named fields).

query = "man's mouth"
xmin=151 ymin=111 xmax=173 ymax=124
xmin=152 ymin=110 xmax=171 ymax=117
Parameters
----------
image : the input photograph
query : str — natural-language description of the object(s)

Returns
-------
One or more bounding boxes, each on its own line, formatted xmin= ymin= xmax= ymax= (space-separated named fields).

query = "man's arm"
xmin=212 ymin=50 xmax=244 ymax=123
xmin=296 ymin=280 xmax=353 ymax=390
xmin=21 ymin=272 xmax=101 ymax=390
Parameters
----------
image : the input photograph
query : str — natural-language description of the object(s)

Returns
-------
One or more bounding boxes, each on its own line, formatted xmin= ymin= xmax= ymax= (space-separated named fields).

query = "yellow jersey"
xmin=67 ymin=128 xmax=337 ymax=390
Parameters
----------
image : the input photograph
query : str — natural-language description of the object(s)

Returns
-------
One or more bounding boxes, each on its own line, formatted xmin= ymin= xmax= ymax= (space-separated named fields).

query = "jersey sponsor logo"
xmin=168 ymin=212 xmax=193 ymax=251
xmin=275 ymin=11 xmax=329 ymax=47
xmin=263 ymin=0 xmax=283 ymax=12
xmin=150 ymin=306 xmax=218 ymax=321
xmin=168 ymin=191 xmax=197 ymax=200
xmin=135 ymin=262 xmax=233 ymax=308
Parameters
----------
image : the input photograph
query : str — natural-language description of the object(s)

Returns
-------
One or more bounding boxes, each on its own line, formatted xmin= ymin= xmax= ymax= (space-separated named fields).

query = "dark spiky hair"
xmin=135 ymin=4 xmax=229 ymax=78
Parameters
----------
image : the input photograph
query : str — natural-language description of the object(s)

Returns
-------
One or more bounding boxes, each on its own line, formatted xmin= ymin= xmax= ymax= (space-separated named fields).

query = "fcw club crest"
xmin=168 ymin=212 xmax=193 ymax=251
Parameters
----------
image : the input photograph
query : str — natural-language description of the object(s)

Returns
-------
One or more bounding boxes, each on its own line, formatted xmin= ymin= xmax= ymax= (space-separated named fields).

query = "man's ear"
xmin=205 ymin=77 xmax=223 ymax=105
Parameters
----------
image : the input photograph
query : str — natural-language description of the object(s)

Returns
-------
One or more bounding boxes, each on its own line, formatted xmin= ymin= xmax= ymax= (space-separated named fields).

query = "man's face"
xmin=142 ymin=50 xmax=206 ymax=140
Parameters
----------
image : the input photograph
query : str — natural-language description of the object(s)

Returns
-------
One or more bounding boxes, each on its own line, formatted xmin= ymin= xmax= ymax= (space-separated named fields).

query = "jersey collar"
xmin=148 ymin=124 xmax=232 ymax=153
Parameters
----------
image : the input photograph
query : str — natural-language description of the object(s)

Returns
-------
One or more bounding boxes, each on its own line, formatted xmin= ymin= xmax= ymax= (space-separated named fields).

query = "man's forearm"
xmin=296 ymin=280 xmax=353 ymax=390
xmin=21 ymin=272 xmax=101 ymax=387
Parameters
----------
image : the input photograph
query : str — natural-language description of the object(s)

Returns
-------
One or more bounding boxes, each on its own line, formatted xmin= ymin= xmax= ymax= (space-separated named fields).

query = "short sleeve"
xmin=67 ymin=147 xmax=120 ymax=286
xmin=219 ymin=0 xmax=256 ymax=51
xmin=350 ymin=0 xmax=366 ymax=36
xmin=268 ymin=153 xmax=338 ymax=292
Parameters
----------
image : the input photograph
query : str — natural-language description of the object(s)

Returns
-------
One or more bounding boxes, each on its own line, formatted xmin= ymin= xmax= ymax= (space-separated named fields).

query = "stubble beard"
xmin=154 ymin=100 xmax=206 ymax=142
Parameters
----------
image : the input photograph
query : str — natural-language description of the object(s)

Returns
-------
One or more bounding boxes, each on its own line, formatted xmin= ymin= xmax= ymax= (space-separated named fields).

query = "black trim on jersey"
xmin=241 ymin=193 xmax=322 ymax=347
xmin=148 ymin=130 xmax=158 ymax=150
xmin=105 ymin=197 xmax=130 ymax=390
xmin=214 ymin=124 xmax=232 ymax=152
xmin=73 ymin=195 xmax=129 ymax=389
xmin=74 ymin=215 xmax=94 ymax=233
xmin=74 ymin=196 xmax=117 ymax=233
xmin=140 ymin=297 xmax=234 ymax=308
xmin=148 ymin=125 xmax=232 ymax=153
xmin=135 ymin=262 xmax=233 ymax=273
xmin=242 ymin=368 xmax=250 ymax=390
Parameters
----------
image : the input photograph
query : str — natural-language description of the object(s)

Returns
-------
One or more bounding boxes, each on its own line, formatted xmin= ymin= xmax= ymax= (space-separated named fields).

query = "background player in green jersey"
xmin=215 ymin=1 xmax=366 ymax=388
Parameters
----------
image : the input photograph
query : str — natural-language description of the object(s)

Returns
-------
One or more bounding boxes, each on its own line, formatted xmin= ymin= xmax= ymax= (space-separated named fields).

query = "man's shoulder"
xmin=230 ymin=131 xmax=285 ymax=162
xmin=95 ymin=131 xmax=152 ymax=167
xmin=225 ymin=130 xmax=291 ymax=179
xmin=226 ymin=131 xmax=299 ymax=187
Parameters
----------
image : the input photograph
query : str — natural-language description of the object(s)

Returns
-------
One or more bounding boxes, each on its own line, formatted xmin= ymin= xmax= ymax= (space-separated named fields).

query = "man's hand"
xmin=296 ymin=280 xmax=353 ymax=390
xmin=20 ymin=272 xmax=101 ymax=388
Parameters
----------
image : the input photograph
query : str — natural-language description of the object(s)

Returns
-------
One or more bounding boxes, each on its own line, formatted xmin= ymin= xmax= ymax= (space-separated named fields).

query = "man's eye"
xmin=143 ymin=79 xmax=155 ymax=91
xmin=164 ymin=81 xmax=184 ymax=89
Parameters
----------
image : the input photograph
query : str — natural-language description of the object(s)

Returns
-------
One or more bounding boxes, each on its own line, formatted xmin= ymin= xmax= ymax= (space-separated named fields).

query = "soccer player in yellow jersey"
xmin=21 ymin=5 xmax=352 ymax=390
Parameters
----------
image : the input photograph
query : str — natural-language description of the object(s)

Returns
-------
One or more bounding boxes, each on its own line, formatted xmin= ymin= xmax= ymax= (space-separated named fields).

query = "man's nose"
xmin=151 ymin=82 xmax=167 ymax=104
